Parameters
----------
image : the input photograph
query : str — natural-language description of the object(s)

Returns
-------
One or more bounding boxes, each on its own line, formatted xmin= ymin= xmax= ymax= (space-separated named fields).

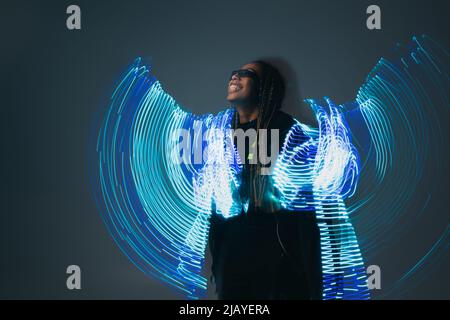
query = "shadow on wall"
xmin=256 ymin=56 xmax=317 ymax=127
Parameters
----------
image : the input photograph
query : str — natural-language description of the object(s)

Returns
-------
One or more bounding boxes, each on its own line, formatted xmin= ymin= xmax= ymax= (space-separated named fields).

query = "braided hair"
xmin=253 ymin=60 xmax=286 ymax=130
xmin=232 ymin=60 xmax=286 ymax=212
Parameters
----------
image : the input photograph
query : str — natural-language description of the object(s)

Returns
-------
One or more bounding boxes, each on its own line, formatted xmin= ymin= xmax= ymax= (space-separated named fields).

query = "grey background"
xmin=1 ymin=0 xmax=449 ymax=299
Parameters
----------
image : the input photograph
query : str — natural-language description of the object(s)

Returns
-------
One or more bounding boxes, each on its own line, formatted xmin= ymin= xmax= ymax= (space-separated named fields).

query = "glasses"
xmin=229 ymin=69 xmax=260 ymax=82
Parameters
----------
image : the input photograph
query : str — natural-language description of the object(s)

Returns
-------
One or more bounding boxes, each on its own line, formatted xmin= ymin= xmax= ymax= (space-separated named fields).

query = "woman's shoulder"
xmin=269 ymin=110 xmax=296 ymax=131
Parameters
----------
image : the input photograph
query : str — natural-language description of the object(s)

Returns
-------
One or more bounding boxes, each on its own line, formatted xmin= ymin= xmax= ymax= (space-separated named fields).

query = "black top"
xmin=208 ymin=110 xmax=322 ymax=299
xmin=234 ymin=110 xmax=295 ymax=215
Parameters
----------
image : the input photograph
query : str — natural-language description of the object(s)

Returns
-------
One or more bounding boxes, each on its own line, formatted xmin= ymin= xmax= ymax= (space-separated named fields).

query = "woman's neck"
xmin=236 ymin=105 xmax=259 ymax=124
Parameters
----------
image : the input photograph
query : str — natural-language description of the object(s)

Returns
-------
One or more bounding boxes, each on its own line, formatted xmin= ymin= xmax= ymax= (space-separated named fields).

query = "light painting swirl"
xmin=91 ymin=35 xmax=449 ymax=299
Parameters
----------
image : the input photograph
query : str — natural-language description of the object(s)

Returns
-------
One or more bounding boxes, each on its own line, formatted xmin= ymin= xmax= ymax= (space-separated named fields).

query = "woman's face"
xmin=227 ymin=63 xmax=262 ymax=105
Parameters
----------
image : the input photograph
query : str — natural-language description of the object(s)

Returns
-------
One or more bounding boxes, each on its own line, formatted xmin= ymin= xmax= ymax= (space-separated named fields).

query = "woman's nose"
xmin=231 ymin=73 xmax=239 ymax=81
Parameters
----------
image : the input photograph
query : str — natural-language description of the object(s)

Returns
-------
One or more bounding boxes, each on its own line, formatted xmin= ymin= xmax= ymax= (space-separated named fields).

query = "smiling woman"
xmin=208 ymin=60 xmax=323 ymax=300
xmin=92 ymin=35 xmax=447 ymax=301
xmin=228 ymin=68 xmax=260 ymax=99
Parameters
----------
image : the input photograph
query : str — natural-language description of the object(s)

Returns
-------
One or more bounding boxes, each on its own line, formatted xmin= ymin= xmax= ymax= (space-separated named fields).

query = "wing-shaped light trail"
xmin=92 ymin=35 xmax=449 ymax=299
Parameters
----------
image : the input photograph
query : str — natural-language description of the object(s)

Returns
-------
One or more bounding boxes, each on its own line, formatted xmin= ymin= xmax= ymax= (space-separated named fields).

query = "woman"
xmin=208 ymin=60 xmax=322 ymax=300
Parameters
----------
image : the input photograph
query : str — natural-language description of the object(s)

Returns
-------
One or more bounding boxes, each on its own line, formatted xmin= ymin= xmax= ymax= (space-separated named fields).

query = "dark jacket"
xmin=208 ymin=110 xmax=322 ymax=299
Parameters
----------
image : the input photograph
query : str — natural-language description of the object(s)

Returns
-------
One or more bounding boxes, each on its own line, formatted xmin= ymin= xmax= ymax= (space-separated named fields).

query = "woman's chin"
xmin=227 ymin=93 xmax=244 ymax=103
xmin=226 ymin=94 xmax=237 ymax=103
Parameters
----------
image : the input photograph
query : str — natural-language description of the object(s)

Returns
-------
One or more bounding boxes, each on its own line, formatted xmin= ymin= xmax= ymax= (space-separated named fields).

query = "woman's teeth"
xmin=229 ymin=84 xmax=240 ymax=92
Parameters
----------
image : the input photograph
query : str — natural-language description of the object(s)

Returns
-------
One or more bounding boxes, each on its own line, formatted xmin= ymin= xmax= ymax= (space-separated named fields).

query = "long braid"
xmin=252 ymin=61 xmax=285 ymax=211
xmin=232 ymin=61 xmax=285 ymax=213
